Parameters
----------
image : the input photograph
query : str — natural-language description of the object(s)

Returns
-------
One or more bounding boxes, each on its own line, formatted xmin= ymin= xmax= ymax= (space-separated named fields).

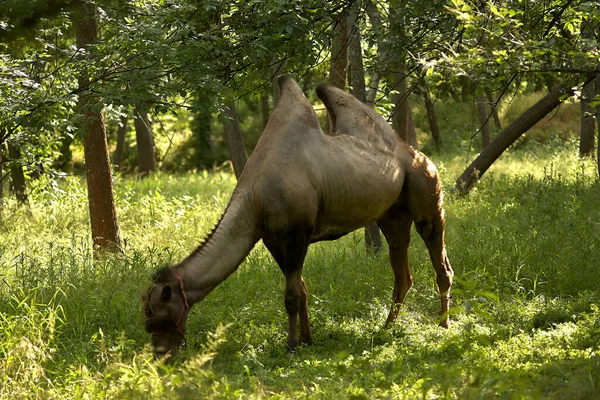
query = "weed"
xmin=1 ymin=141 xmax=599 ymax=398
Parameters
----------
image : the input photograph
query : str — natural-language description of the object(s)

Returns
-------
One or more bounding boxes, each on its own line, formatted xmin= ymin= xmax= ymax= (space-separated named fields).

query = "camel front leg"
xmin=281 ymin=228 xmax=313 ymax=349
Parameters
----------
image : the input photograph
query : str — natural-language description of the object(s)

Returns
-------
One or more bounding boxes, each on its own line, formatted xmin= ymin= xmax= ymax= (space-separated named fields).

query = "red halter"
xmin=173 ymin=272 xmax=190 ymax=337
xmin=147 ymin=272 xmax=190 ymax=338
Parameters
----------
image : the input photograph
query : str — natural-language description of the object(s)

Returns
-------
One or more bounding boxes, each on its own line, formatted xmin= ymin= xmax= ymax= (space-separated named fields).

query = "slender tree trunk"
xmin=423 ymin=82 xmax=441 ymax=150
xmin=391 ymin=68 xmax=417 ymax=148
xmin=456 ymin=85 xmax=576 ymax=194
xmin=476 ymin=94 xmax=491 ymax=149
xmin=579 ymin=80 xmax=595 ymax=157
xmin=7 ymin=142 xmax=27 ymax=204
xmin=112 ymin=112 xmax=128 ymax=171
xmin=347 ymin=2 xmax=382 ymax=255
xmin=326 ymin=9 xmax=348 ymax=133
xmin=55 ymin=134 xmax=74 ymax=171
xmin=0 ymin=142 xmax=3 ymax=206
xmin=407 ymin=106 xmax=417 ymax=147
xmin=596 ymin=68 xmax=600 ymax=177
xmin=365 ymin=2 xmax=384 ymax=105
xmin=485 ymin=89 xmax=502 ymax=130
xmin=367 ymin=73 xmax=379 ymax=105
xmin=74 ymin=0 xmax=120 ymax=253
xmin=328 ymin=10 xmax=348 ymax=90
xmin=222 ymin=101 xmax=248 ymax=179
xmin=134 ymin=110 xmax=156 ymax=178
xmin=301 ymin=70 xmax=313 ymax=98
xmin=271 ymin=58 xmax=285 ymax=104
xmin=190 ymin=93 xmax=214 ymax=169
xmin=260 ymin=92 xmax=270 ymax=129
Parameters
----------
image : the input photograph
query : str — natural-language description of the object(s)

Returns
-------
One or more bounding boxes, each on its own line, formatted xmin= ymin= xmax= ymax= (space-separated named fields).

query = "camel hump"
xmin=277 ymin=73 xmax=297 ymax=91
xmin=316 ymin=83 xmax=395 ymax=140
xmin=276 ymin=74 xmax=307 ymax=105
xmin=267 ymin=75 xmax=322 ymax=132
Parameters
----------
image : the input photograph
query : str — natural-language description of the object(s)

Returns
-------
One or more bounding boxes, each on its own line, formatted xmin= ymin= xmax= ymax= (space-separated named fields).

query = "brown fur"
xmin=142 ymin=75 xmax=454 ymax=357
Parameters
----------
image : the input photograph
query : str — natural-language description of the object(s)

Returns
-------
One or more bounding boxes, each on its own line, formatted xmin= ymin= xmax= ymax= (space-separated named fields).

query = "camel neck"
xmin=174 ymin=190 xmax=259 ymax=304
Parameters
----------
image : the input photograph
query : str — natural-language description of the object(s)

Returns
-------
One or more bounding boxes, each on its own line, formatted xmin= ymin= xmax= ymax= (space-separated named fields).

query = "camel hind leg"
xmin=377 ymin=205 xmax=414 ymax=327
xmin=405 ymin=165 xmax=454 ymax=327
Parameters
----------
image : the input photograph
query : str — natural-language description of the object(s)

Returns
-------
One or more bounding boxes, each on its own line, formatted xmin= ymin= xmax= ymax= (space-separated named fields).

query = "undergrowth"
xmin=1 ymin=141 xmax=599 ymax=399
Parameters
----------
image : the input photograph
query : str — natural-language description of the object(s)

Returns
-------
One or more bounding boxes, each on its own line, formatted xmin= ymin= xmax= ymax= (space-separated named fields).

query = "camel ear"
xmin=160 ymin=285 xmax=172 ymax=302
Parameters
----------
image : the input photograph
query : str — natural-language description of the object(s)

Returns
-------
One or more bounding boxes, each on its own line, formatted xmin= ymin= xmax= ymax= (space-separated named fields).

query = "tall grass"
xmin=1 ymin=139 xmax=599 ymax=398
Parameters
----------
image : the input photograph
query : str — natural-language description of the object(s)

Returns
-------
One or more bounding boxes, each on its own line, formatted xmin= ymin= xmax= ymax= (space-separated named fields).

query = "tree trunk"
xmin=326 ymin=9 xmax=348 ymax=133
xmin=7 ymin=142 xmax=27 ymax=204
xmin=579 ymin=80 xmax=595 ymax=157
xmin=134 ymin=110 xmax=156 ymax=178
xmin=476 ymin=94 xmax=491 ymax=149
xmin=74 ymin=0 xmax=121 ymax=253
xmin=190 ymin=93 xmax=214 ymax=170
xmin=407 ymin=106 xmax=417 ymax=147
xmin=55 ymin=134 xmax=74 ymax=171
xmin=328 ymin=10 xmax=348 ymax=90
xmin=347 ymin=2 xmax=383 ymax=255
xmin=0 ymin=143 xmax=3 ymax=206
xmin=260 ymin=92 xmax=270 ymax=129
xmin=112 ymin=112 xmax=128 ymax=171
xmin=485 ymin=89 xmax=502 ymax=130
xmin=222 ymin=101 xmax=248 ymax=179
xmin=271 ymin=58 xmax=285 ymax=104
xmin=367 ymin=73 xmax=379 ymax=105
xmin=391 ymin=68 xmax=416 ymax=147
xmin=364 ymin=2 xmax=384 ymax=105
xmin=597 ymin=69 xmax=600 ymax=177
xmin=423 ymin=82 xmax=441 ymax=150
xmin=456 ymin=85 xmax=576 ymax=194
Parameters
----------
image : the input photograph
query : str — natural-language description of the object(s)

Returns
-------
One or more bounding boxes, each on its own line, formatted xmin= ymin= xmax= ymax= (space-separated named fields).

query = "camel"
xmin=142 ymin=75 xmax=453 ymax=358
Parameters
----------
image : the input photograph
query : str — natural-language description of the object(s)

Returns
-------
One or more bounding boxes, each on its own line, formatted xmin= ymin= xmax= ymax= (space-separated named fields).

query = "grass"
xmin=1 ymin=137 xmax=600 ymax=398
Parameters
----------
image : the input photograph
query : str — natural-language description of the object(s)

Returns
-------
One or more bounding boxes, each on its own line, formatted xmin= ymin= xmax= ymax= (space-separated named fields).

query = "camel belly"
xmin=310 ymin=181 xmax=401 ymax=242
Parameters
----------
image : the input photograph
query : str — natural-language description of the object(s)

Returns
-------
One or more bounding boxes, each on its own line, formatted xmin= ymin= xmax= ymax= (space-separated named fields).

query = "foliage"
xmin=1 ymin=141 xmax=599 ymax=398
xmin=441 ymin=0 xmax=599 ymax=92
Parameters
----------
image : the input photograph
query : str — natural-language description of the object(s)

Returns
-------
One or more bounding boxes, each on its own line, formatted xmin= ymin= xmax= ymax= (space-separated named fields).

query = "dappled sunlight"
xmin=1 ymin=148 xmax=599 ymax=398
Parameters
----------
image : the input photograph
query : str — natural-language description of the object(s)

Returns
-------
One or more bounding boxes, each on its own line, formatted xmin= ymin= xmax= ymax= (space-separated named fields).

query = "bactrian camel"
xmin=142 ymin=75 xmax=453 ymax=358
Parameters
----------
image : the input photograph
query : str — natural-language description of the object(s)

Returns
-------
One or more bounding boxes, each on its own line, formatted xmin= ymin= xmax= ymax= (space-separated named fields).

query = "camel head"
xmin=142 ymin=267 xmax=190 ymax=359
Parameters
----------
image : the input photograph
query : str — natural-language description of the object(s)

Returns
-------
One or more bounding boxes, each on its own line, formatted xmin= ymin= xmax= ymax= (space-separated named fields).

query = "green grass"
xmin=1 ymin=140 xmax=600 ymax=399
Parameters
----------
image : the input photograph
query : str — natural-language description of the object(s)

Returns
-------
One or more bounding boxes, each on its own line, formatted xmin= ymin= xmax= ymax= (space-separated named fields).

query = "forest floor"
xmin=1 ymin=139 xmax=599 ymax=399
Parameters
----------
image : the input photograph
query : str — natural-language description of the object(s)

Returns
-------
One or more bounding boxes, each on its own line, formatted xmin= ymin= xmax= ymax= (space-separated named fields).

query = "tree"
xmin=347 ymin=1 xmax=383 ymax=255
xmin=422 ymin=79 xmax=441 ymax=150
xmin=328 ymin=10 xmax=348 ymax=91
xmin=112 ymin=112 xmax=128 ymax=171
xmin=579 ymin=80 xmax=596 ymax=157
xmin=134 ymin=109 xmax=156 ymax=178
xmin=388 ymin=2 xmax=417 ymax=148
xmin=74 ymin=0 xmax=120 ymax=253
xmin=456 ymin=84 xmax=580 ymax=194
xmin=7 ymin=142 xmax=27 ymax=204
xmin=485 ymin=89 xmax=502 ymax=131
xmin=476 ymin=93 xmax=491 ymax=149
xmin=597 ymin=68 xmax=600 ymax=177
xmin=221 ymin=102 xmax=248 ymax=179
xmin=326 ymin=8 xmax=349 ymax=132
